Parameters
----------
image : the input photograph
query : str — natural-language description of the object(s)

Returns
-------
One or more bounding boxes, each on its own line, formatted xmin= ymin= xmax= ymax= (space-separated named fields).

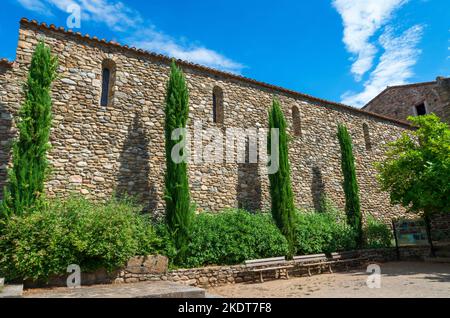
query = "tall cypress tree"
xmin=1 ymin=41 xmax=58 ymax=217
xmin=268 ymin=99 xmax=296 ymax=256
xmin=164 ymin=61 xmax=193 ymax=260
xmin=337 ymin=124 xmax=363 ymax=246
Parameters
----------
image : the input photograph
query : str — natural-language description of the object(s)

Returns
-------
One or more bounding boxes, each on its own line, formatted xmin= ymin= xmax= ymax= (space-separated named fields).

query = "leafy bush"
xmin=294 ymin=209 xmax=357 ymax=255
xmin=180 ymin=210 xmax=289 ymax=268
xmin=363 ymin=215 xmax=393 ymax=249
xmin=0 ymin=196 xmax=161 ymax=282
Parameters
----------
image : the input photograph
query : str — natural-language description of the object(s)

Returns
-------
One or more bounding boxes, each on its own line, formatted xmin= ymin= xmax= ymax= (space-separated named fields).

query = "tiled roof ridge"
xmin=19 ymin=18 xmax=412 ymax=128
xmin=0 ymin=58 xmax=14 ymax=67
xmin=362 ymin=81 xmax=437 ymax=109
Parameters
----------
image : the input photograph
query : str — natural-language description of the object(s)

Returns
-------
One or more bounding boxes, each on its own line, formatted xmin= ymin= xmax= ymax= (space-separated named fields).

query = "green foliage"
xmin=294 ymin=209 xmax=357 ymax=255
xmin=337 ymin=124 xmax=363 ymax=247
xmin=268 ymin=99 xmax=296 ymax=255
xmin=0 ymin=196 xmax=161 ymax=282
xmin=164 ymin=61 xmax=193 ymax=261
xmin=376 ymin=114 xmax=450 ymax=218
xmin=363 ymin=216 xmax=393 ymax=249
xmin=179 ymin=210 xmax=290 ymax=268
xmin=1 ymin=41 xmax=58 ymax=217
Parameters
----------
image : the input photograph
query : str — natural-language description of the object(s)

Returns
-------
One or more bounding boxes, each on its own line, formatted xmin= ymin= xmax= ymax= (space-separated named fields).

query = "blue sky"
xmin=1 ymin=0 xmax=449 ymax=108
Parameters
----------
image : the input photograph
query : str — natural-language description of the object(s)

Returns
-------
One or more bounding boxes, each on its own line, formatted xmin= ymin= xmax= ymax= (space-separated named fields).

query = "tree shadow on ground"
xmin=351 ymin=260 xmax=450 ymax=283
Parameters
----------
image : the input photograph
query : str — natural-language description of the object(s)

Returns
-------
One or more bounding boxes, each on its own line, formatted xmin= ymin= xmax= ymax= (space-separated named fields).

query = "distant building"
xmin=363 ymin=77 xmax=450 ymax=124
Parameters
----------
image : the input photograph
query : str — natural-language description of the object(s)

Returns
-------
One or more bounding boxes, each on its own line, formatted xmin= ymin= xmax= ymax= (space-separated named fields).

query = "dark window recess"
xmin=101 ymin=67 xmax=111 ymax=106
xmin=415 ymin=103 xmax=427 ymax=116
xmin=213 ymin=86 xmax=224 ymax=124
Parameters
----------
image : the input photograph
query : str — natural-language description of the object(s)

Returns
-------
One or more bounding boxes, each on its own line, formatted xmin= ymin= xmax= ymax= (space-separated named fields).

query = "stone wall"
xmin=363 ymin=79 xmax=450 ymax=124
xmin=0 ymin=19 xmax=412 ymax=222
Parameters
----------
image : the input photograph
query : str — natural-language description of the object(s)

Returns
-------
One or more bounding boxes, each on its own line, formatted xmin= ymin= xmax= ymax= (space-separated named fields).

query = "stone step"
xmin=25 ymin=281 xmax=206 ymax=298
xmin=0 ymin=285 xmax=24 ymax=298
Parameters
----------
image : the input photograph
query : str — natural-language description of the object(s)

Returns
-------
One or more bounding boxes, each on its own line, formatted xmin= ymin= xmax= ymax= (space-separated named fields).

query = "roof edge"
xmin=0 ymin=58 xmax=14 ymax=68
xmin=19 ymin=18 xmax=412 ymax=128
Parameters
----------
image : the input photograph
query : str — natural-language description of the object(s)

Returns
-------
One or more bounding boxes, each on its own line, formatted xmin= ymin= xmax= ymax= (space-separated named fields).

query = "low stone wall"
xmin=24 ymin=246 xmax=434 ymax=289
xmin=117 ymin=247 xmax=431 ymax=288
xmin=120 ymin=265 xmax=250 ymax=288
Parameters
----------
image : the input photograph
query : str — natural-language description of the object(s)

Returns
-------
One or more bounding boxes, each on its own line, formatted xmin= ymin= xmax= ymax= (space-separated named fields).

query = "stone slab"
xmin=25 ymin=281 xmax=205 ymax=298
xmin=0 ymin=278 xmax=4 ymax=287
xmin=0 ymin=285 xmax=23 ymax=298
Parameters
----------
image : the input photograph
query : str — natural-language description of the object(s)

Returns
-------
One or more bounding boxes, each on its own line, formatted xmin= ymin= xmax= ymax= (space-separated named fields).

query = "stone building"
xmin=363 ymin=77 xmax=450 ymax=124
xmin=0 ymin=19 xmax=414 ymax=222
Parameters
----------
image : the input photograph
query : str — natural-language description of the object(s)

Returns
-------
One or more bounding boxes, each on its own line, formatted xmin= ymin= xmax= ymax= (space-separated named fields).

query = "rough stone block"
xmin=126 ymin=255 xmax=168 ymax=274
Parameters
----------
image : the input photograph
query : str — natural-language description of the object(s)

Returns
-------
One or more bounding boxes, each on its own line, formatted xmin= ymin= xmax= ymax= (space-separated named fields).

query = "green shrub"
xmin=337 ymin=124 xmax=363 ymax=247
xmin=364 ymin=216 xmax=393 ymax=249
xmin=294 ymin=209 xmax=357 ymax=255
xmin=0 ymin=196 xmax=161 ymax=282
xmin=180 ymin=210 xmax=289 ymax=268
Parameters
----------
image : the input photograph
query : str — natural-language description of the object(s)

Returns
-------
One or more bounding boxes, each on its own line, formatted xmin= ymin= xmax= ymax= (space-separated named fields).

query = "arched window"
xmin=100 ymin=59 xmax=116 ymax=107
xmin=292 ymin=106 xmax=302 ymax=137
xmin=213 ymin=86 xmax=224 ymax=124
xmin=363 ymin=123 xmax=372 ymax=151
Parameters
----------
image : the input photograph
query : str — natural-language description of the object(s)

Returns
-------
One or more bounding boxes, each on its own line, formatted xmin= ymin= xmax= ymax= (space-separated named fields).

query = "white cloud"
xmin=129 ymin=28 xmax=244 ymax=73
xmin=341 ymin=25 xmax=424 ymax=108
xmin=333 ymin=0 xmax=408 ymax=80
xmin=15 ymin=0 xmax=243 ymax=73
xmin=17 ymin=0 xmax=49 ymax=15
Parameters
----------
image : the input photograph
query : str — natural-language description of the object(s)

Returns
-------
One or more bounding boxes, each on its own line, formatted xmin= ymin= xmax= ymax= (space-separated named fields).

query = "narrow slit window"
xmin=292 ymin=106 xmax=302 ymax=137
xmin=213 ymin=86 xmax=224 ymax=124
xmin=363 ymin=123 xmax=372 ymax=151
xmin=100 ymin=59 xmax=116 ymax=107
xmin=100 ymin=67 xmax=111 ymax=106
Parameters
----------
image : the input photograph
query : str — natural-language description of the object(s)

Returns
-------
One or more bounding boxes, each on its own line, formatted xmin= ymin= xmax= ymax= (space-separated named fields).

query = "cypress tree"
xmin=1 ymin=41 xmax=58 ymax=217
xmin=337 ymin=124 xmax=363 ymax=246
xmin=164 ymin=61 xmax=193 ymax=260
xmin=268 ymin=99 xmax=296 ymax=256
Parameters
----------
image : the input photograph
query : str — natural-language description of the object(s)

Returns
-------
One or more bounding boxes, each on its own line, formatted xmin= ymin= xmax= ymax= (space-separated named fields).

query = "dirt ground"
xmin=207 ymin=262 xmax=450 ymax=298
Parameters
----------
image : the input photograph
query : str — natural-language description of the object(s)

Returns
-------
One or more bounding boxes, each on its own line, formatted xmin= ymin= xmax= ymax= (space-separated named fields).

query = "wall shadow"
xmin=116 ymin=114 xmax=158 ymax=214
xmin=0 ymin=102 xmax=13 ymax=201
xmin=237 ymin=162 xmax=262 ymax=212
xmin=311 ymin=165 xmax=326 ymax=212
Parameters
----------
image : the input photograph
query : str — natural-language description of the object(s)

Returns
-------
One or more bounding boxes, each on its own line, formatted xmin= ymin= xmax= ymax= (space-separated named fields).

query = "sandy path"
xmin=207 ymin=262 xmax=450 ymax=298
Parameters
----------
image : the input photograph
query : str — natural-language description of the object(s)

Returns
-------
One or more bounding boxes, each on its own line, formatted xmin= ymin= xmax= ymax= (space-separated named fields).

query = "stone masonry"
xmin=0 ymin=19 xmax=414 ymax=222
xmin=363 ymin=78 xmax=450 ymax=124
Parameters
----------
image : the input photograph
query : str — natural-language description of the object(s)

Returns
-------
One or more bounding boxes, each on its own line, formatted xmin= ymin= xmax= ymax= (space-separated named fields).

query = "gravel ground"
xmin=207 ymin=262 xmax=450 ymax=298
